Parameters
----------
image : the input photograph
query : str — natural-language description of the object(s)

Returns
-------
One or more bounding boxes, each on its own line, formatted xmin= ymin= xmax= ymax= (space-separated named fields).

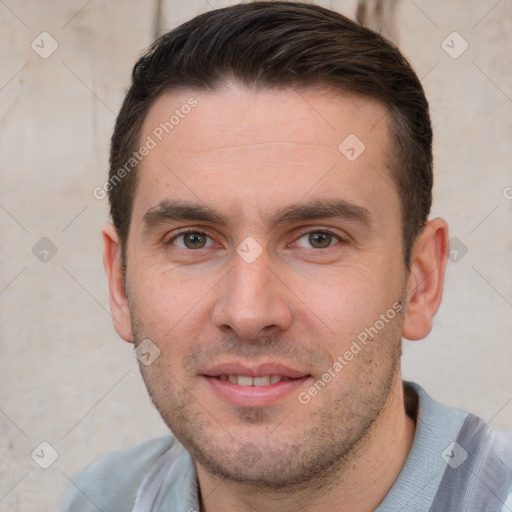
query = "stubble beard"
xmin=131 ymin=307 xmax=403 ymax=491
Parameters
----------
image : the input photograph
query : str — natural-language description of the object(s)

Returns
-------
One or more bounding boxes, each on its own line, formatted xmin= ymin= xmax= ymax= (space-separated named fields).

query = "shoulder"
xmin=59 ymin=436 xmax=174 ymax=512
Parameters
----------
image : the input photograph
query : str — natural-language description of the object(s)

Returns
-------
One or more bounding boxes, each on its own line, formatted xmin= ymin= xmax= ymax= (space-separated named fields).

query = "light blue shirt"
xmin=60 ymin=382 xmax=512 ymax=511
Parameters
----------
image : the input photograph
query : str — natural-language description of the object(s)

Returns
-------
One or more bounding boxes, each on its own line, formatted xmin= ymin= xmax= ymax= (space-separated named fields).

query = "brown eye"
xmin=170 ymin=231 xmax=212 ymax=250
xmin=295 ymin=231 xmax=341 ymax=249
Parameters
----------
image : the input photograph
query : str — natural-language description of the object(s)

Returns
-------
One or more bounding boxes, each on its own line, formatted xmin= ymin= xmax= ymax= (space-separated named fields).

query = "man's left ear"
xmin=402 ymin=217 xmax=449 ymax=341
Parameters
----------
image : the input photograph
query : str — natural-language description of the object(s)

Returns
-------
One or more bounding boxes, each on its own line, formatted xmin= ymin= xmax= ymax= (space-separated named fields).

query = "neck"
xmin=195 ymin=376 xmax=416 ymax=512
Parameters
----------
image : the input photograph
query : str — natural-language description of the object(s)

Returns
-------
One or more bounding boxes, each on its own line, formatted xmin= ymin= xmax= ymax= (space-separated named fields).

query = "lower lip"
xmin=203 ymin=376 xmax=311 ymax=407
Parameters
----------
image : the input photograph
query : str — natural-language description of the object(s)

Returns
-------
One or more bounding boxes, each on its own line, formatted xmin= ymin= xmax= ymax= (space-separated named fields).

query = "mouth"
xmin=201 ymin=363 xmax=312 ymax=407
xmin=215 ymin=374 xmax=297 ymax=386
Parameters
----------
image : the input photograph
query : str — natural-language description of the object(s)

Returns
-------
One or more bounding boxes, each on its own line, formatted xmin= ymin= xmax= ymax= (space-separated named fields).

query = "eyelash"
xmin=166 ymin=228 xmax=345 ymax=251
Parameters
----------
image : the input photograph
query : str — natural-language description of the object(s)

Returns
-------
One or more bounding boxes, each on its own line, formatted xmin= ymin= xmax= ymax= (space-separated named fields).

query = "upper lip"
xmin=201 ymin=362 xmax=310 ymax=379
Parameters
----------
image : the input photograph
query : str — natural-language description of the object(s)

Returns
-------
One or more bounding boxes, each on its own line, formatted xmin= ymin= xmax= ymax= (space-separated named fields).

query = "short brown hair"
xmin=109 ymin=1 xmax=433 ymax=267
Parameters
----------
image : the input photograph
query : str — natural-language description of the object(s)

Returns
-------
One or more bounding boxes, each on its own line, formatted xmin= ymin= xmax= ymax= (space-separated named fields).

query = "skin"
xmin=103 ymin=82 xmax=448 ymax=512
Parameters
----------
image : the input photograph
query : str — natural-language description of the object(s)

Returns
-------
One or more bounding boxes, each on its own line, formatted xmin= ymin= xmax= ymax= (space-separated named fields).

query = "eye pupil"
xmin=184 ymin=233 xmax=206 ymax=249
xmin=309 ymin=232 xmax=331 ymax=248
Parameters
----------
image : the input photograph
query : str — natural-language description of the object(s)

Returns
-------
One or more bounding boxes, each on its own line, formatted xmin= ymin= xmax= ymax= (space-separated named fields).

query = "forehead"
xmin=132 ymin=83 xmax=399 ymax=232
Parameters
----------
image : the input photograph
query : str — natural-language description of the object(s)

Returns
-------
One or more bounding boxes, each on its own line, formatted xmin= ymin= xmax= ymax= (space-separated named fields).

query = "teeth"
xmin=237 ymin=375 xmax=253 ymax=387
xmin=253 ymin=376 xmax=270 ymax=386
xmin=218 ymin=374 xmax=289 ymax=386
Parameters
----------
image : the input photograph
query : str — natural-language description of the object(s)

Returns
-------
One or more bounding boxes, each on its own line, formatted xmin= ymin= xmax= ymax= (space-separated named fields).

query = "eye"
xmin=294 ymin=230 xmax=343 ymax=249
xmin=168 ymin=230 xmax=214 ymax=250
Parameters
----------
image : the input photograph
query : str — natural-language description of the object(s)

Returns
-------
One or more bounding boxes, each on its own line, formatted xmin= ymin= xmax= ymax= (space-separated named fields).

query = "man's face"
xmin=122 ymin=83 xmax=409 ymax=486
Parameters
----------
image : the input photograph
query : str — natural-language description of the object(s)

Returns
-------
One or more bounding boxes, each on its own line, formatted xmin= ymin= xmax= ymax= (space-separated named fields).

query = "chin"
xmin=184 ymin=428 xmax=355 ymax=490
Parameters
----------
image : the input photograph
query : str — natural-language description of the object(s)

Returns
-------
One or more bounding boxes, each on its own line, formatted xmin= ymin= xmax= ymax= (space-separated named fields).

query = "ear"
xmin=103 ymin=223 xmax=134 ymax=343
xmin=402 ymin=217 xmax=449 ymax=341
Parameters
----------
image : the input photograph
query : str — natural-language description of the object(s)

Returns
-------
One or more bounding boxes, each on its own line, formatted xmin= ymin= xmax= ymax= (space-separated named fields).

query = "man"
xmin=61 ymin=2 xmax=512 ymax=511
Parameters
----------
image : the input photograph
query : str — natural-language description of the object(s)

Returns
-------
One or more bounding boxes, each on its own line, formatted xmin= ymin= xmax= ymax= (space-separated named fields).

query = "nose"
xmin=212 ymin=249 xmax=293 ymax=341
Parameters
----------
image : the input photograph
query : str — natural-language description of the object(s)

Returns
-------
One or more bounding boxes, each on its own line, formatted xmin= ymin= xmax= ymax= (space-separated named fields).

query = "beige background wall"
xmin=1 ymin=0 xmax=511 ymax=510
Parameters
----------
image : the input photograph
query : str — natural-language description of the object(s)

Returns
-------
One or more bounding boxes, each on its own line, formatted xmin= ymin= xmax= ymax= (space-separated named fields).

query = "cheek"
xmin=127 ymin=268 xmax=210 ymax=351
xmin=295 ymin=265 xmax=402 ymax=351
xmin=130 ymin=258 xmax=202 ymax=313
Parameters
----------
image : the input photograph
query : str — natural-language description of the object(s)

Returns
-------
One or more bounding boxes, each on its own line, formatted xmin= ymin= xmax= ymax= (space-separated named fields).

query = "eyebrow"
xmin=142 ymin=198 xmax=373 ymax=232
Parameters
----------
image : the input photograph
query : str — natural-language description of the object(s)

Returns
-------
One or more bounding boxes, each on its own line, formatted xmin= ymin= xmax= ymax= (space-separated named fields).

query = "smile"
xmin=215 ymin=375 xmax=294 ymax=386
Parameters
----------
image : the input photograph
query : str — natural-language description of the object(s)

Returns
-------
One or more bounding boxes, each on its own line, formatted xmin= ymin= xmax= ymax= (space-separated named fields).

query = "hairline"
xmin=120 ymin=81 xmax=415 ymax=270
